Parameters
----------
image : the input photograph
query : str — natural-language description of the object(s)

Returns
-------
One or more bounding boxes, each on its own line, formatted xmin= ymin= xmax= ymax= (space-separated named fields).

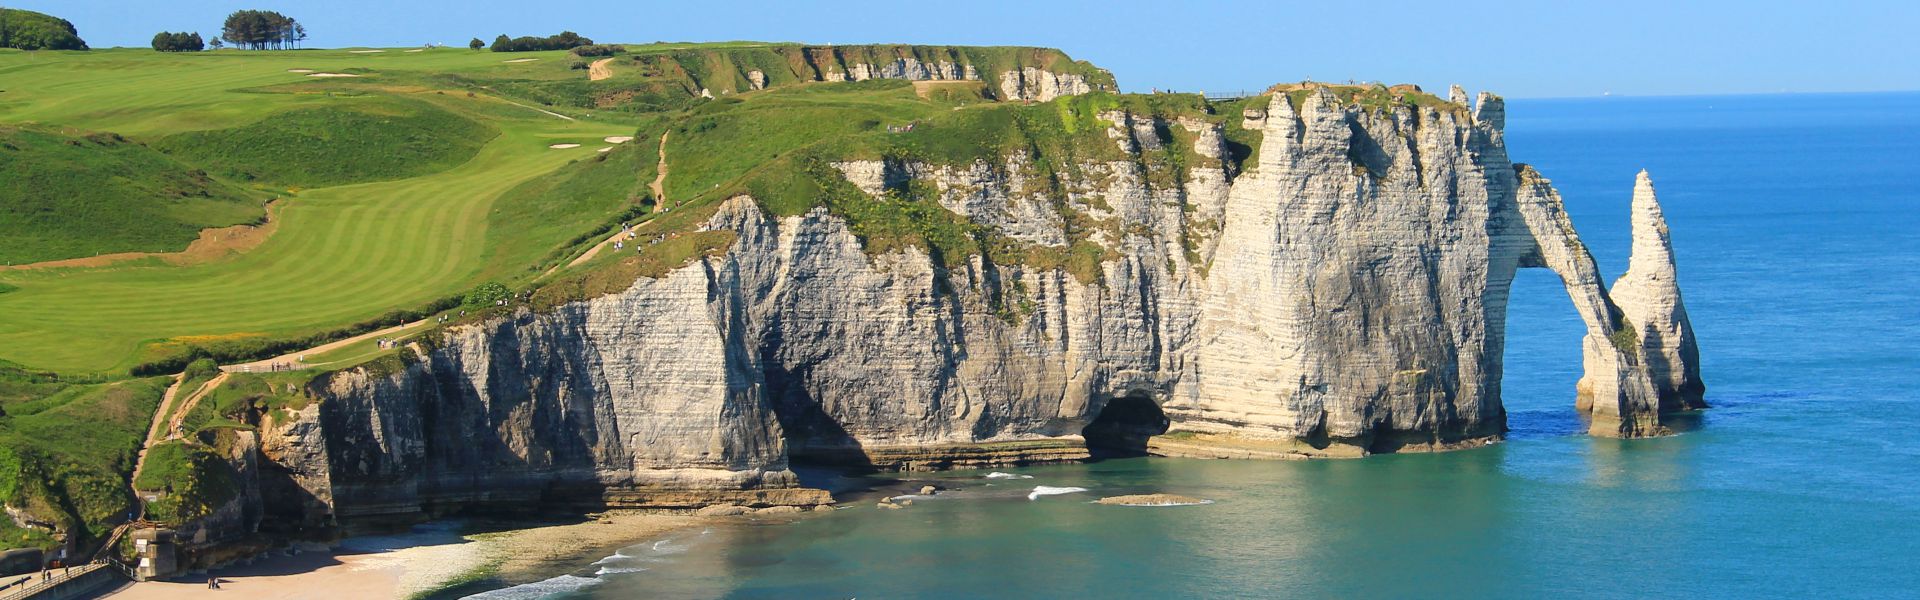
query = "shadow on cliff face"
xmin=765 ymin=365 xmax=879 ymax=473
xmin=1082 ymin=394 xmax=1170 ymax=460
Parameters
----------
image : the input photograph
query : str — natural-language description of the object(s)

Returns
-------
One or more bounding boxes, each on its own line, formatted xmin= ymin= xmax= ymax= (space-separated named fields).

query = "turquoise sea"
xmin=477 ymin=92 xmax=1920 ymax=599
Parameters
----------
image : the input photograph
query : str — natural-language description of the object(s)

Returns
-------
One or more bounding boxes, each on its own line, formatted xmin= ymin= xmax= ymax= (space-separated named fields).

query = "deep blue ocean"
xmin=476 ymin=92 xmax=1920 ymax=599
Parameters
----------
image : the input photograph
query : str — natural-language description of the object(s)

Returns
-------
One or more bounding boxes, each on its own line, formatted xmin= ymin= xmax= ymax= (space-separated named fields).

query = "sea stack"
xmin=1610 ymin=171 xmax=1708 ymax=411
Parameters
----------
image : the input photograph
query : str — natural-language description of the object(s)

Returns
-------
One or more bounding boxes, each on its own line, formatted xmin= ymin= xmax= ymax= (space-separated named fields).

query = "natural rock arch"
xmin=1498 ymin=168 xmax=1706 ymax=437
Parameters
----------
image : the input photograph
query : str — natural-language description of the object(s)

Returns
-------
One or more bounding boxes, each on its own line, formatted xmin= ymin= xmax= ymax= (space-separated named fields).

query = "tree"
xmin=468 ymin=37 xmax=484 ymax=50
xmin=0 ymin=7 xmax=88 ymax=50
xmin=209 ymin=36 xmax=223 ymax=50
xmin=220 ymin=10 xmax=301 ymax=50
xmin=488 ymin=31 xmax=595 ymax=53
xmin=150 ymin=31 xmax=204 ymax=52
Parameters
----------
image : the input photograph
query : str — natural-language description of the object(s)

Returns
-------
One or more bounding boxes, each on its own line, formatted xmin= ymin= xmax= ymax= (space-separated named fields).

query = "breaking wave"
xmin=1027 ymin=486 xmax=1089 ymax=500
xmin=461 ymin=574 xmax=601 ymax=599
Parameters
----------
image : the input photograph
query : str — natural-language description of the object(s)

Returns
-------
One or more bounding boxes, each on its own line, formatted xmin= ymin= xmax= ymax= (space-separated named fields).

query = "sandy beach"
xmin=100 ymin=512 xmax=705 ymax=599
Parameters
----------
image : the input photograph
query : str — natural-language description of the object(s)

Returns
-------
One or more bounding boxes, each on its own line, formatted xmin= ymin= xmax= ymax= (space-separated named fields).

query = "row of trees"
xmin=220 ymin=9 xmax=305 ymax=50
xmin=151 ymin=31 xmax=205 ymax=52
xmin=488 ymin=31 xmax=592 ymax=52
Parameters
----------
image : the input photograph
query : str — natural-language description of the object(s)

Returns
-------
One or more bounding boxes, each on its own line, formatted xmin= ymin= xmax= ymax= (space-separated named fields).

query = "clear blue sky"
xmin=12 ymin=0 xmax=1918 ymax=98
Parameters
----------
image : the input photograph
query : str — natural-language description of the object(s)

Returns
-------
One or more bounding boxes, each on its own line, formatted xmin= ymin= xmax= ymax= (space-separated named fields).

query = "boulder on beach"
xmin=918 ymin=485 xmax=938 ymax=495
xmin=696 ymin=504 xmax=750 ymax=516
xmin=754 ymin=505 xmax=806 ymax=515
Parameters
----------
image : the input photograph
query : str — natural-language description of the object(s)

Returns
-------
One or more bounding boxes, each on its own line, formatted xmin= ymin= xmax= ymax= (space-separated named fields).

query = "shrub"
xmin=468 ymin=37 xmax=484 ymax=50
xmin=133 ymin=442 xmax=240 ymax=525
xmin=150 ymin=31 xmax=204 ymax=52
xmin=462 ymin=281 xmax=511 ymax=308
xmin=489 ymin=31 xmax=591 ymax=52
xmin=569 ymin=44 xmax=622 ymax=57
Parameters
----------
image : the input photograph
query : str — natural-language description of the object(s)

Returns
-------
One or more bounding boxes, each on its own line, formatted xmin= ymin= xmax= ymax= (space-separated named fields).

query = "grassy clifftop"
xmin=475 ymin=43 xmax=1114 ymax=112
xmin=521 ymin=81 xmax=1260 ymax=308
xmin=154 ymin=95 xmax=499 ymax=189
xmin=0 ymin=125 xmax=263 ymax=264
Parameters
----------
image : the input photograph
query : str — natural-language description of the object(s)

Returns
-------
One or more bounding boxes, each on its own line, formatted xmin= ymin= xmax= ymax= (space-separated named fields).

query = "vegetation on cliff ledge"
xmin=0 ymin=367 xmax=163 ymax=549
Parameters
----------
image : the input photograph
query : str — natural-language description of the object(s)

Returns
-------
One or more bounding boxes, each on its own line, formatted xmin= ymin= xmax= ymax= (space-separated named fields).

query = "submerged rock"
xmin=1095 ymin=494 xmax=1208 ymax=506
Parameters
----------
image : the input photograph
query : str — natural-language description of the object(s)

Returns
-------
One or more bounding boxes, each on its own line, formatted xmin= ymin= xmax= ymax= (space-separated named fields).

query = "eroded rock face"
xmin=802 ymin=58 xmax=1092 ymax=102
xmin=1610 ymin=171 xmax=1707 ymax=411
xmin=269 ymin=86 xmax=1700 ymax=523
xmin=998 ymin=67 xmax=1094 ymax=102
xmin=304 ymin=258 xmax=827 ymax=521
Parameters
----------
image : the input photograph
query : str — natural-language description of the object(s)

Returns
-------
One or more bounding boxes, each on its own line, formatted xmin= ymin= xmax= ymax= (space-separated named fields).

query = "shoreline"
xmin=100 ymin=511 xmax=708 ymax=600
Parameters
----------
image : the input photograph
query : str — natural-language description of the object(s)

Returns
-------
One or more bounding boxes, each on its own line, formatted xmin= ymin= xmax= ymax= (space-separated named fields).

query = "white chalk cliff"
xmin=256 ymin=86 xmax=1703 ymax=521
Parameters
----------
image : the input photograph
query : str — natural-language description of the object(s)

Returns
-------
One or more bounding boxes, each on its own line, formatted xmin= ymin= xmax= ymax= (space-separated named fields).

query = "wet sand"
xmin=102 ymin=512 xmax=705 ymax=599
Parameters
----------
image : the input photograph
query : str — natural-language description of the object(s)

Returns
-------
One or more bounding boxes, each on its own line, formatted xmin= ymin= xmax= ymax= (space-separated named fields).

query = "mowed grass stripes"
xmin=0 ymin=48 xmax=631 ymax=373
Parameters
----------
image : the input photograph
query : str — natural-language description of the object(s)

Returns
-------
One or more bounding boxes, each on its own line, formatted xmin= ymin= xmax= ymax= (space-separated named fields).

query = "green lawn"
xmin=0 ymin=124 xmax=263 ymax=264
xmin=0 ymin=44 xmax=1273 ymax=374
xmin=152 ymin=94 xmax=500 ymax=189
xmin=0 ymin=48 xmax=633 ymax=373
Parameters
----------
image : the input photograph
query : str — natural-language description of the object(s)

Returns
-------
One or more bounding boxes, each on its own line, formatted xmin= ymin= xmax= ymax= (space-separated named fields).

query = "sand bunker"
xmin=597 ymin=147 xmax=613 ymax=153
xmin=549 ymin=143 xmax=582 ymax=149
xmin=348 ymin=49 xmax=385 ymax=54
xmin=307 ymin=73 xmax=361 ymax=78
xmin=286 ymin=68 xmax=314 ymax=73
xmin=404 ymin=49 xmax=425 ymax=53
xmin=504 ymin=58 xmax=540 ymax=63
xmin=603 ymin=136 xmax=634 ymax=144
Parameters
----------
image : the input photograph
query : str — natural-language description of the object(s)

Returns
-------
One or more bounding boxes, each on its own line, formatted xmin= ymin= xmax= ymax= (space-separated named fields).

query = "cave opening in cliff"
xmin=1081 ymin=393 xmax=1170 ymax=459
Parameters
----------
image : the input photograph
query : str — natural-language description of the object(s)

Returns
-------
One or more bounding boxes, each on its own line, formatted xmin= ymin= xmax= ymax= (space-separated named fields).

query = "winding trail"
xmin=649 ymin=130 xmax=670 ymax=207
xmin=164 ymin=373 xmax=229 ymax=441
xmin=588 ymin=57 xmax=616 ymax=81
xmin=129 ymin=374 xmax=186 ymax=489
xmin=555 ymin=131 xmax=673 ymax=272
xmin=221 ymin=318 xmax=430 ymax=373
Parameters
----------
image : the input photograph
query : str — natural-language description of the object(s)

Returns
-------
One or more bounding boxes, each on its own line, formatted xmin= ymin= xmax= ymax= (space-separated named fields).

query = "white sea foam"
xmin=650 ymin=538 xmax=688 ymax=554
xmin=462 ymin=574 xmax=602 ymax=599
xmin=985 ymin=472 xmax=1033 ymax=479
xmin=595 ymin=565 xmax=649 ymax=576
xmin=1027 ymin=486 xmax=1089 ymax=500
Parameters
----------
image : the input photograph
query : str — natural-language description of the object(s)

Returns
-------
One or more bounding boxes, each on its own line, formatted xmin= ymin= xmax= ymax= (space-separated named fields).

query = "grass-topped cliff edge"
xmin=0 ymin=39 xmax=1462 ymax=554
